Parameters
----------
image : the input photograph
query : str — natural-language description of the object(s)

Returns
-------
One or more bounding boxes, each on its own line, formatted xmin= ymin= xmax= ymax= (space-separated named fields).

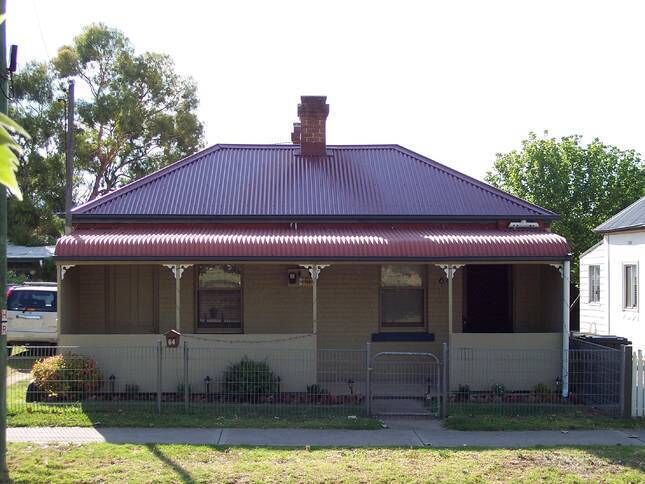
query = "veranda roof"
xmin=55 ymin=224 xmax=570 ymax=261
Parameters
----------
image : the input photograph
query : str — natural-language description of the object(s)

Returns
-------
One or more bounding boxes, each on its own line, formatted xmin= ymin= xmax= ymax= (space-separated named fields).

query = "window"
xmin=197 ymin=265 xmax=242 ymax=331
xmin=624 ymin=264 xmax=638 ymax=309
xmin=588 ymin=265 xmax=600 ymax=303
xmin=380 ymin=265 xmax=425 ymax=327
xmin=7 ymin=290 xmax=57 ymax=312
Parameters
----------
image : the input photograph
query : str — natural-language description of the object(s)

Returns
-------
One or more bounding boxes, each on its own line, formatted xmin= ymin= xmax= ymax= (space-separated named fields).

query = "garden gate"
xmin=367 ymin=351 xmax=443 ymax=417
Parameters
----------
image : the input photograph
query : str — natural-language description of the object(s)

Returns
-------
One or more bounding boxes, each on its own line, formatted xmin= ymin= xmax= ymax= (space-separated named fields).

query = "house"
xmin=55 ymin=96 xmax=571 ymax=397
xmin=7 ymin=244 xmax=55 ymax=281
xmin=580 ymin=196 xmax=644 ymax=347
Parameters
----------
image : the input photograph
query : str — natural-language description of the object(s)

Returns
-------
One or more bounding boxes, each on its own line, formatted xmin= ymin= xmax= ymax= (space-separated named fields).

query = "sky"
xmin=8 ymin=0 xmax=645 ymax=180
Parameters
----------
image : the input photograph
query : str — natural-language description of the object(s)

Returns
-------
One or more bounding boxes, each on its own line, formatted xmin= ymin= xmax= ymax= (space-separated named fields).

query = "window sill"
xmin=371 ymin=332 xmax=435 ymax=342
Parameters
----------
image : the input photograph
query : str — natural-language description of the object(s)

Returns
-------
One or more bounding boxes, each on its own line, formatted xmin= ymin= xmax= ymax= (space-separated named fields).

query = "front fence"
xmin=6 ymin=342 xmax=630 ymax=419
xmin=449 ymin=345 xmax=623 ymax=417
xmin=7 ymin=344 xmax=370 ymax=419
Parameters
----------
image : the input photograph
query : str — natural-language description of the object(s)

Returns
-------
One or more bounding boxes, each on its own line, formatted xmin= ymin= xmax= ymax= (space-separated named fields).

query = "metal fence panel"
xmin=5 ymin=341 xmax=627 ymax=420
xmin=448 ymin=345 xmax=622 ymax=417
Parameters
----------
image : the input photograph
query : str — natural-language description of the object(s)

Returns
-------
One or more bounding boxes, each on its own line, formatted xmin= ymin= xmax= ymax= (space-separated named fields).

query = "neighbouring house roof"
xmin=55 ymin=224 xmax=569 ymax=260
xmin=595 ymin=196 xmax=645 ymax=233
xmin=7 ymin=244 xmax=55 ymax=261
xmin=70 ymin=144 xmax=557 ymax=221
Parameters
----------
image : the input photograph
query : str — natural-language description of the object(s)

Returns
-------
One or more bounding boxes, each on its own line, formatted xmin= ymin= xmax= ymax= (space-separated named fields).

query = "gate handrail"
xmin=372 ymin=351 xmax=440 ymax=364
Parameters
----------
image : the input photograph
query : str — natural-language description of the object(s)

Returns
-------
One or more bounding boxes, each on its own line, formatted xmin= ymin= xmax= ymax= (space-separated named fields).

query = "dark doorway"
xmin=464 ymin=265 xmax=512 ymax=333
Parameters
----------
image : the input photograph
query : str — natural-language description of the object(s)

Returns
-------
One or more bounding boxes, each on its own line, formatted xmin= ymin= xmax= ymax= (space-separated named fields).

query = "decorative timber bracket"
xmin=163 ymin=264 xmax=192 ymax=279
xmin=301 ymin=264 xmax=330 ymax=281
xmin=437 ymin=264 xmax=464 ymax=280
xmin=60 ymin=264 xmax=75 ymax=280
xmin=549 ymin=263 xmax=563 ymax=278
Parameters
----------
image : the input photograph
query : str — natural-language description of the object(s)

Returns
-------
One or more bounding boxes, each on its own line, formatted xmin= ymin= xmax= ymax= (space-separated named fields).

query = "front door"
xmin=464 ymin=265 xmax=512 ymax=333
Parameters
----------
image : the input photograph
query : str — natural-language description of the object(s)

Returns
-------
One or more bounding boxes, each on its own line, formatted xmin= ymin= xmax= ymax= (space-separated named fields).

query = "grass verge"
xmin=445 ymin=414 xmax=645 ymax=431
xmin=7 ymin=443 xmax=644 ymax=483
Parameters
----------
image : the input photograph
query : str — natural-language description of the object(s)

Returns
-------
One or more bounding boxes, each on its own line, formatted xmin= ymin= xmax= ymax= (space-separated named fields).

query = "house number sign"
xmin=165 ymin=329 xmax=181 ymax=348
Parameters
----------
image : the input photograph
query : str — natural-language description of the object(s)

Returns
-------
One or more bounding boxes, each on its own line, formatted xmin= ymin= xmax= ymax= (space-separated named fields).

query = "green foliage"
xmin=306 ymin=384 xmax=330 ymax=396
xmin=0 ymin=111 xmax=28 ymax=201
xmin=10 ymin=23 xmax=204 ymax=245
xmin=7 ymin=270 xmax=27 ymax=285
xmin=124 ymin=384 xmax=140 ymax=395
xmin=487 ymin=132 xmax=645 ymax=283
xmin=532 ymin=382 xmax=552 ymax=395
xmin=491 ymin=383 xmax=505 ymax=396
xmin=456 ymin=384 xmax=470 ymax=402
xmin=223 ymin=357 xmax=280 ymax=399
xmin=32 ymin=353 xmax=102 ymax=399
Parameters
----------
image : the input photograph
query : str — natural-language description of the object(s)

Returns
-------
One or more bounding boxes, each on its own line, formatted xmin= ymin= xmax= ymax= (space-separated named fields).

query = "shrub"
xmin=32 ymin=353 xmax=102 ymax=400
xmin=306 ymin=384 xmax=329 ymax=396
xmin=456 ymin=384 xmax=470 ymax=402
xmin=491 ymin=383 xmax=505 ymax=397
xmin=532 ymin=382 xmax=553 ymax=402
xmin=125 ymin=384 xmax=140 ymax=396
xmin=223 ymin=357 xmax=280 ymax=400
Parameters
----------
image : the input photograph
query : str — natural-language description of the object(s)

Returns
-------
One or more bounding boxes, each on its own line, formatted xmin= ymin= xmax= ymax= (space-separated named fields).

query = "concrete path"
xmin=7 ymin=420 xmax=645 ymax=448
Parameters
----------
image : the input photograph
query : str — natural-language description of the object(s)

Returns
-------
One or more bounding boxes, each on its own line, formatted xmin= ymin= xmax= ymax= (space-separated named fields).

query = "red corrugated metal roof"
xmin=71 ymin=145 xmax=557 ymax=220
xmin=55 ymin=224 xmax=569 ymax=260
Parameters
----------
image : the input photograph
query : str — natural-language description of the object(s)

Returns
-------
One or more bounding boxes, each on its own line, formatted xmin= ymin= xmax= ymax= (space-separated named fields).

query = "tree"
xmin=10 ymin=62 xmax=65 ymax=245
xmin=487 ymin=132 xmax=645 ymax=283
xmin=54 ymin=24 xmax=204 ymax=200
xmin=9 ymin=23 xmax=204 ymax=244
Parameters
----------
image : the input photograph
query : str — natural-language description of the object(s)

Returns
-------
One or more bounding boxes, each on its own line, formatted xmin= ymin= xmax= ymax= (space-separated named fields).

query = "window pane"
xmin=589 ymin=265 xmax=600 ymax=303
xmin=198 ymin=289 xmax=241 ymax=329
xmin=381 ymin=265 xmax=424 ymax=287
xmin=199 ymin=265 xmax=241 ymax=289
xmin=381 ymin=288 xmax=424 ymax=326
xmin=625 ymin=265 xmax=638 ymax=308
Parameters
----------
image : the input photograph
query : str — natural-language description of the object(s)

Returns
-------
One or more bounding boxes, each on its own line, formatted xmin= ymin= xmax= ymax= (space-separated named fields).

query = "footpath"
xmin=7 ymin=420 xmax=645 ymax=447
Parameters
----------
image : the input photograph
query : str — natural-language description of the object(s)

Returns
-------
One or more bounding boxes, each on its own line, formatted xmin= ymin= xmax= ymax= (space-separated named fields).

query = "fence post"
xmin=441 ymin=342 xmax=448 ymax=419
xmin=366 ymin=341 xmax=371 ymax=417
xmin=183 ymin=341 xmax=189 ymax=412
xmin=620 ymin=345 xmax=633 ymax=418
xmin=156 ymin=340 xmax=162 ymax=414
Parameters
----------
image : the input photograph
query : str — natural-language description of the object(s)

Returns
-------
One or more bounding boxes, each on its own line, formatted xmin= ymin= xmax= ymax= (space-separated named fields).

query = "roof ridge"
xmin=595 ymin=195 xmax=645 ymax=232
xmin=392 ymin=145 xmax=556 ymax=216
xmin=72 ymin=144 xmax=226 ymax=214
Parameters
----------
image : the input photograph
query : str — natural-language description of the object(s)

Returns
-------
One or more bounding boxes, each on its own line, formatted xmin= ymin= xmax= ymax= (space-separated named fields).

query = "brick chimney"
xmin=290 ymin=123 xmax=301 ymax=144
xmin=296 ymin=96 xmax=329 ymax=156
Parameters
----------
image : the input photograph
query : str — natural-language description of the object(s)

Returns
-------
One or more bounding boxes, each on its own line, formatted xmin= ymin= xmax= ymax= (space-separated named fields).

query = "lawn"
xmin=6 ymin=443 xmax=645 ymax=483
xmin=445 ymin=414 xmax=645 ymax=431
xmin=446 ymin=402 xmax=645 ymax=430
xmin=6 ymin=380 xmax=380 ymax=429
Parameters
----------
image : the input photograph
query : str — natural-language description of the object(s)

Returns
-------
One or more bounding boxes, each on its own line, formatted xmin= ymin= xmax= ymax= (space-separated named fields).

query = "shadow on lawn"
xmin=146 ymin=443 xmax=194 ymax=483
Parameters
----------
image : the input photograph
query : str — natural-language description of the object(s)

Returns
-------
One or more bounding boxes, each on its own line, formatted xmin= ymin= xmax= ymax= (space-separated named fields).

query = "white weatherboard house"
xmin=580 ymin=196 xmax=644 ymax=347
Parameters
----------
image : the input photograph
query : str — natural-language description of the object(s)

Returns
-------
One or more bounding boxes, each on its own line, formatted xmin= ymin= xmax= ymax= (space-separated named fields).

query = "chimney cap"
xmin=298 ymin=96 xmax=329 ymax=117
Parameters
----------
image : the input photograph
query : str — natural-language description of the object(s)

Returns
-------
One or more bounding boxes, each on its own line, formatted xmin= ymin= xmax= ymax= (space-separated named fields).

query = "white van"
xmin=6 ymin=283 xmax=57 ymax=345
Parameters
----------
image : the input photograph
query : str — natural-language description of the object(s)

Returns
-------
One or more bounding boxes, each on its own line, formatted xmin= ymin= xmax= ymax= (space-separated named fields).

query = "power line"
xmin=30 ymin=0 xmax=49 ymax=59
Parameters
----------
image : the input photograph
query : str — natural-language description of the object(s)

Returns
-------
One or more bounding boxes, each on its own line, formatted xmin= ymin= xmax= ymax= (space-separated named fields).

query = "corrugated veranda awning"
xmin=55 ymin=224 xmax=570 ymax=261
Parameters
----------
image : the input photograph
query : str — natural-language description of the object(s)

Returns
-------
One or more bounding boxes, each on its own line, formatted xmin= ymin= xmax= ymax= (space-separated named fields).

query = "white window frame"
xmin=588 ymin=265 xmax=600 ymax=304
xmin=623 ymin=263 xmax=639 ymax=311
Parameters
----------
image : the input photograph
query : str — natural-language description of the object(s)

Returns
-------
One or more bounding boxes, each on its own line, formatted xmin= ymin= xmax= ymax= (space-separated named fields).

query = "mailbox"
xmin=165 ymin=329 xmax=181 ymax=348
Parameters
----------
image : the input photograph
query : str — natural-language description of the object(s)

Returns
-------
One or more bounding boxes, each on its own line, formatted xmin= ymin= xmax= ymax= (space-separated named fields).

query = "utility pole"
xmin=65 ymin=79 xmax=74 ymax=234
xmin=0 ymin=0 xmax=8 ymax=478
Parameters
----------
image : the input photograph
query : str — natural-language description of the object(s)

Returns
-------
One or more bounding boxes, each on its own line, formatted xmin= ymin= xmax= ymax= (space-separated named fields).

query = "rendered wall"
xmin=449 ymin=332 xmax=563 ymax=391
